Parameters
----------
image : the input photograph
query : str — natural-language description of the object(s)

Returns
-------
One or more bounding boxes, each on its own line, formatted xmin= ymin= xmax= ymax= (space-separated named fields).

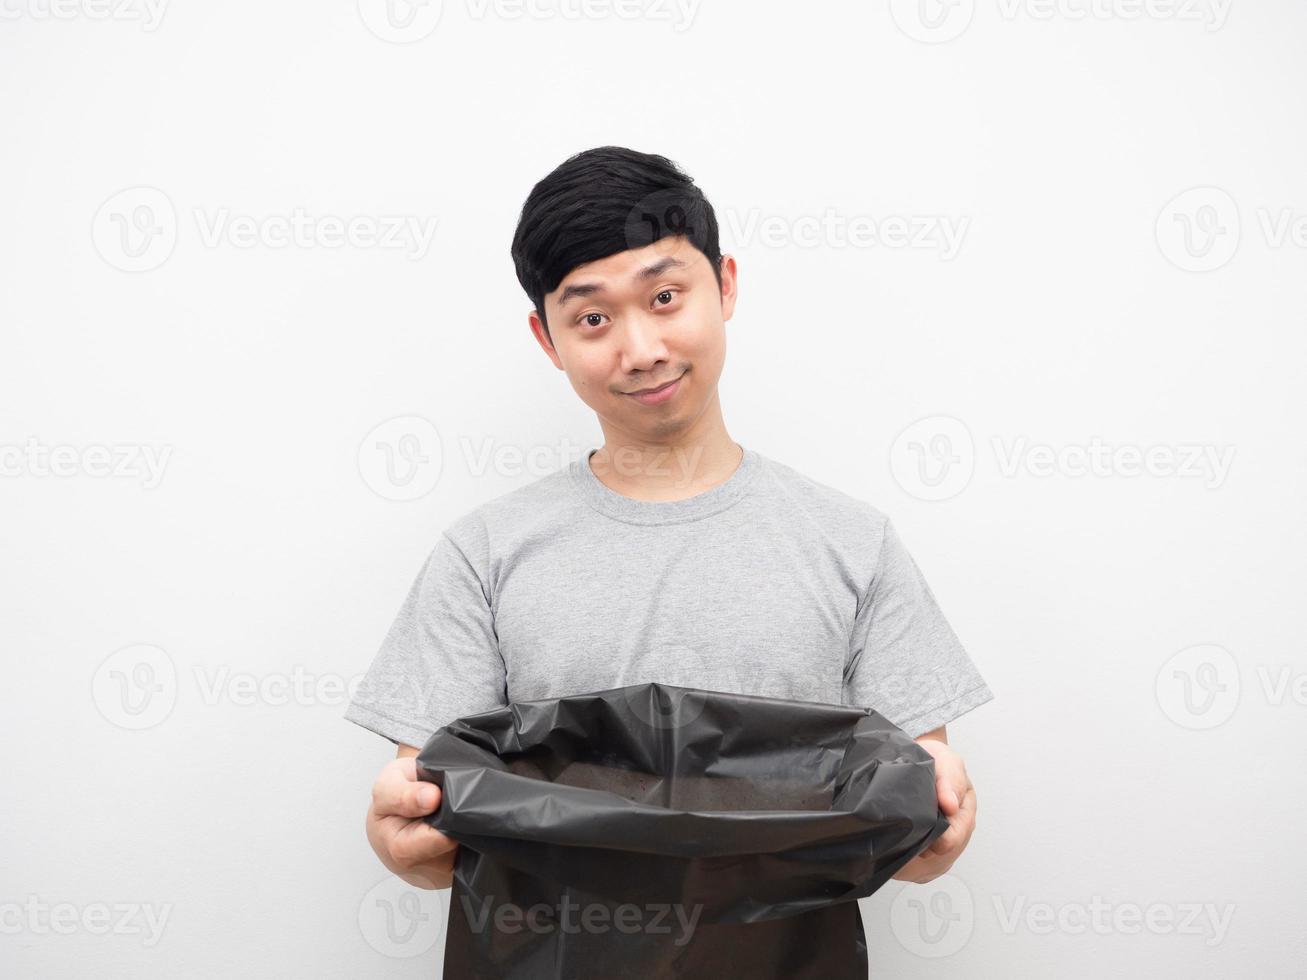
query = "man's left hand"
xmin=892 ymin=734 xmax=977 ymax=884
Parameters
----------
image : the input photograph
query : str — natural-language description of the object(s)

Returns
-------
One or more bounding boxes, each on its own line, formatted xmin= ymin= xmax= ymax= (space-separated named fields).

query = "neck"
xmin=589 ymin=398 xmax=741 ymax=502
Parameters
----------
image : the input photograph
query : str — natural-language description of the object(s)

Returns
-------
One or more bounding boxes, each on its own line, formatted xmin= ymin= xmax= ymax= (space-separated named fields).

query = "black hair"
xmin=510 ymin=146 xmax=723 ymax=340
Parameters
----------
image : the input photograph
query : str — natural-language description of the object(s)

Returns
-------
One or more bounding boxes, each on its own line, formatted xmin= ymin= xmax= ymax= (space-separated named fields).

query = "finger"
xmin=920 ymin=741 xmax=967 ymax=810
xmin=929 ymin=787 xmax=975 ymax=853
xmin=894 ymin=844 xmax=950 ymax=883
xmin=935 ymin=755 xmax=969 ymax=812
xmin=936 ymin=775 xmax=960 ymax=815
xmin=892 ymin=850 xmax=936 ymax=883
xmin=372 ymin=760 xmax=442 ymax=818
xmin=929 ymin=787 xmax=976 ymax=855
xmin=384 ymin=815 xmax=460 ymax=865
xmin=960 ymin=783 xmax=976 ymax=816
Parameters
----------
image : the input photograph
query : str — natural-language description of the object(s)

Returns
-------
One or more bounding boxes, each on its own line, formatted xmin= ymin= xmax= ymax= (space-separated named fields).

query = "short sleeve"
xmin=843 ymin=518 xmax=994 ymax=738
xmin=344 ymin=526 xmax=507 ymax=748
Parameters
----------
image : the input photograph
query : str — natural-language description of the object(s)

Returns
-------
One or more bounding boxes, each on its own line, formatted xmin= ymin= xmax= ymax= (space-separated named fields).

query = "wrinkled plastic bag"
xmin=416 ymin=682 xmax=948 ymax=979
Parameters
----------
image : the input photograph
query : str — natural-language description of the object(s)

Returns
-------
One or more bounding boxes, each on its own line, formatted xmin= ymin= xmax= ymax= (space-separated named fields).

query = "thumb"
xmin=416 ymin=782 xmax=441 ymax=812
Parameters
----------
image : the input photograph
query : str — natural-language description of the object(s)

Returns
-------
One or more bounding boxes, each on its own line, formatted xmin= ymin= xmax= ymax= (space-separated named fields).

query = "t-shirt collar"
xmin=568 ymin=444 xmax=761 ymax=526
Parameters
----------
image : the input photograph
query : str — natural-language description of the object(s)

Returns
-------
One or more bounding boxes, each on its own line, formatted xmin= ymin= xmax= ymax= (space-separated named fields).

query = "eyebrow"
xmin=556 ymin=256 xmax=689 ymax=310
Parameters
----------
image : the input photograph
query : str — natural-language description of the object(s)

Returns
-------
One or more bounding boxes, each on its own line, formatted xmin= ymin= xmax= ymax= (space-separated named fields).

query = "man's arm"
xmin=364 ymin=743 xmax=461 ymax=890
xmin=892 ymin=725 xmax=980 ymax=884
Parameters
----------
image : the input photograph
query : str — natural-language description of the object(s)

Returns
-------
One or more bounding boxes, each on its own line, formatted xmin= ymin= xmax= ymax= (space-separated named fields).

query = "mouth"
xmin=625 ymin=371 xmax=685 ymax=406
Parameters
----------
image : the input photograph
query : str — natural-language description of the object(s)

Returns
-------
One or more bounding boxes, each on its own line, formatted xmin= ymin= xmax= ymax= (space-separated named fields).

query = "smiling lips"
xmin=625 ymin=372 xmax=685 ymax=405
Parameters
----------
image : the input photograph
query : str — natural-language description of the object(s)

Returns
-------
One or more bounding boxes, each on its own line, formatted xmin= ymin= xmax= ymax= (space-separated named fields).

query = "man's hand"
xmin=366 ymin=746 xmax=460 ymax=890
xmin=892 ymin=727 xmax=977 ymax=884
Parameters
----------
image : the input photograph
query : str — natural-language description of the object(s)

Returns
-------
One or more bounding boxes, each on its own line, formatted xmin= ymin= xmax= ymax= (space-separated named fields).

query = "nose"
xmin=618 ymin=309 xmax=671 ymax=376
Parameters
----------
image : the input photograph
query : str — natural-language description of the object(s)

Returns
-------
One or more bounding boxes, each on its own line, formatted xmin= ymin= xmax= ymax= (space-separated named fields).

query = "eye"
xmin=578 ymin=312 xmax=609 ymax=330
xmin=654 ymin=289 xmax=677 ymax=307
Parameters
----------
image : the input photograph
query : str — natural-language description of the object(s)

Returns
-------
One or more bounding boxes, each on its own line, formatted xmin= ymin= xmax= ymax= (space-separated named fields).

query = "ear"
xmin=528 ymin=309 xmax=565 ymax=370
xmin=718 ymin=254 xmax=739 ymax=322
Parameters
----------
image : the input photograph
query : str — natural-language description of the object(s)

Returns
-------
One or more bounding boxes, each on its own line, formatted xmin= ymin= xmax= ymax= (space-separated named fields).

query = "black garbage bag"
xmin=416 ymin=682 xmax=948 ymax=979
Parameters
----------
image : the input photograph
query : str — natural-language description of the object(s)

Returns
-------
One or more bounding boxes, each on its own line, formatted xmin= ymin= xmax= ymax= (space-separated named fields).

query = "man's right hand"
xmin=366 ymin=744 xmax=460 ymax=890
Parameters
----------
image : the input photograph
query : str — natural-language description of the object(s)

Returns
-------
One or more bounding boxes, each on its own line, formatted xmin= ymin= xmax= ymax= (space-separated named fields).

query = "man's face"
xmin=529 ymin=236 xmax=738 ymax=444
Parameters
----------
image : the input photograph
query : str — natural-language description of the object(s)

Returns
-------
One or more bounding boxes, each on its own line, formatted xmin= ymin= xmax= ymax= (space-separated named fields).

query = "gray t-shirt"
xmin=344 ymin=445 xmax=994 ymax=747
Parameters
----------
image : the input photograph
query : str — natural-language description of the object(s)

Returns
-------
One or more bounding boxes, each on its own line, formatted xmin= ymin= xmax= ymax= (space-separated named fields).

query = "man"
xmin=348 ymin=146 xmax=994 ymax=898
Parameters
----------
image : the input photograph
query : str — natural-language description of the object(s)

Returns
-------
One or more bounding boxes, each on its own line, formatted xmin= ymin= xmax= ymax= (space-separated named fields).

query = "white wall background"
xmin=2 ymin=0 xmax=1304 ymax=976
